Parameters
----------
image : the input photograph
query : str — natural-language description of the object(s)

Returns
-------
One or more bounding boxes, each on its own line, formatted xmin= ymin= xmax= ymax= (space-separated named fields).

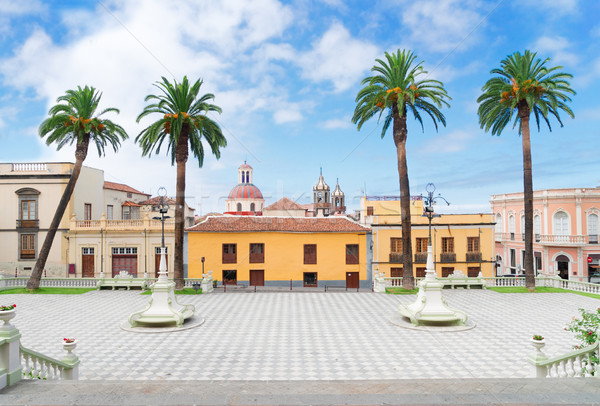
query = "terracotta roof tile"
xmin=138 ymin=196 xmax=176 ymax=206
xmin=264 ymin=197 xmax=305 ymax=211
xmin=187 ymin=216 xmax=370 ymax=233
xmin=103 ymin=181 xmax=149 ymax=196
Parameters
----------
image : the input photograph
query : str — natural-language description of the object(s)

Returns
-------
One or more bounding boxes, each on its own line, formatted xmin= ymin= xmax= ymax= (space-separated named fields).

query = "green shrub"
xmin=565 ymin=307 xmax=599 ymax=375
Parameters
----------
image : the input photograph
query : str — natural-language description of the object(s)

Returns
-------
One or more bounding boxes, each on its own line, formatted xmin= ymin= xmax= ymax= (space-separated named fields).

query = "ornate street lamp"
xmin=421 ymin=183 xmax=450 ymax=245
xmin=152 ymin=187 xmax=170 ymax=281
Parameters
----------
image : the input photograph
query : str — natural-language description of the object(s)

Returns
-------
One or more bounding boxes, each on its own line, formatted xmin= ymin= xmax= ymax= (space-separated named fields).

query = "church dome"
xmin=228 ymin=183 xmax=263 ymax=200
xmin=332 ymin=181 xmax=344 ymax=197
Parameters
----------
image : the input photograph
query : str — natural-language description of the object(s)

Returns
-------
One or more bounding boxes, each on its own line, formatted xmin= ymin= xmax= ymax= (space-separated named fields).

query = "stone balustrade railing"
xmin=20 ymin=344 xmax=79 ymax=380
xmin=11 ymin=163 xmax=48 ymax=172
xmin=529 ymin=338 xmax=599 ymax=378
xmin=0 ymin=277 xmax=98 ymax=290
xmin=72 ymin=218 xmax=175 ymax=230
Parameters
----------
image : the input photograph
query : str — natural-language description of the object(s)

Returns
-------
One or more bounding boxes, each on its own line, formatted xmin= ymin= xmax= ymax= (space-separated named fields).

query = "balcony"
xmin=589 ymin=235 xmax=598 ymax=244
xmin=16 ymin=219 xmax=39 ymax=229
xmin=71 ymin=218 xmax=175 ymax=231
xmin=466 ymin=252 xmax=482 ymax=262
xmin=440 ymin=253 xmax=456 ymax=263
xmin=414 ymin=252 xmax=427 ymax=263
xmin=389 ymin=253 xmax=404 ymax=263
xmin=538 ymin=234 xmax=587 ymax=247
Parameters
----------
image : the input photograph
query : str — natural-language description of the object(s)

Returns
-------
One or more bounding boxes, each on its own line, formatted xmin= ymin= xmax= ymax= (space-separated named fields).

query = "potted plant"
xmin=531 ymin=334 xmax=545 ymax=351
xmin=0 ymin=304 xmax=16 ymax=327
xmin=63 ymin=337 xmax=77 ymax=352
xmin=213 ymin=279 xmax=218 ymax=288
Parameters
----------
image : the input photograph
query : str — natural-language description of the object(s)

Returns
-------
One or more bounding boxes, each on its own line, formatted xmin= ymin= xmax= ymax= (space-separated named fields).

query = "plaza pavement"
xmin=3 ymin=288 xmax=599 ymax=381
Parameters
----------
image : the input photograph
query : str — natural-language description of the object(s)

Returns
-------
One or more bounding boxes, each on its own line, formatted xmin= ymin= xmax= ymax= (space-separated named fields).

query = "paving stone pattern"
xmin=5 ymin=290 xmax=598 ymax=381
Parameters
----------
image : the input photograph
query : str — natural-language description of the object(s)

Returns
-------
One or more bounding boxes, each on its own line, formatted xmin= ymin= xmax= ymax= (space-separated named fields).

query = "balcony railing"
xmin=414 ymin=252 xmax=427 ymax=263
xmin=389 ymin=253 xmax=403 ymax=263
xmin=440 ymin=253 xmax=456 ymax=262
xmin=72 ymin=218 xmax=175 ymax=230
xmin=589 ymin=235 xmax=598 ymax=244
xmin=16 ymin=219 xmax=39 ymax=229
xmin=466 ymin=252 xmax=482 ymax=262
xmin=538 ymin=235 xmax=587 ymax=246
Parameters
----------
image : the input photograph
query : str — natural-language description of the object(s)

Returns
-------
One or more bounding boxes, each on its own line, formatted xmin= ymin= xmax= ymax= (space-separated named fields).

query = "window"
xmin=415 ymin=238 xmax=428 ymax=253
xmin=535 ymin=252 xmax=542 ymax=274
xmin=554 ymin=211 xmax=569 ymax=236
xmin=521 ymin=250 xmax=526 ymax=270
xmin=107 ymin=205 xmax=113 ymax=220
xmin=222 ymin=270 xmax=237 ymax=285
xmin=237 ymin=203 xmax=242 ymax=212
xmin=520 ymin=214 xmax=525 ymax=240
xmin=467 ymin=237 xmax=480 ymax=252
xmin=534 ymin=215 xmax=541 ymax=242
xmin=303 ymin=272 xmax=318 ymax=287
xmin=415 ymin=267 xmax=426 ymax=278
xmin=112 ymin=247 xmax=138 ymax=255
xmin=510 ymin=248 xmax=516 ymax=272
xmin=20 ymin=234 xmax=35 ymax=259
xmin=82 ymin=247 xmax=94 ymax=255
xmin=441 ymin=237 xmax=454 ymax=253
xmin=390 ymin=268 xmax=402 ymax=285
xmin=250 ymin=203 xmax=256 ymax=212
xmin=84 ymin=203 xmax=92 ymax=220
xmin=441 ymin=267 xmax=454 ymax=277
xmin=509 ymin=215 xmax=515 ymax=240
xmin=222 ymin=244 xmax=237 ymax=263
xmin=495 ymin=213 xmax=502 ymax=233
xmin=346 ymin=244 xmax=359 ymax=264
xmin=122 ymin=206 xmax=130 ymax=220
xmin=390 ymin=238 xmax=402 ymax=252
xmin=588 ymin=213 xmax=598 ymax=244
xmin=127 ymin=192 xmax=132 ymax=198
xmin=467 ymin=267 xmax=480 ymax=277
xmin=249 ymin=243 xmax=264 ymax=263
xmin=21 ymin=200 xmax=36 ymax=220
xmin=154 ymin=247 xmax=168 ymax=254
xmin=367 ymin=206 xmax=374 ymax=216
xmin=304 ymin=244 xmax=317 ymax=264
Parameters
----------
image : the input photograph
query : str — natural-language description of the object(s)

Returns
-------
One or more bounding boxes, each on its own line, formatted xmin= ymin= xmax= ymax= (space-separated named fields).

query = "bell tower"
xmin=332 ymin=178 xmax=345 ymax=214
xmin=313 ymin=168 xmax=331 ymax=217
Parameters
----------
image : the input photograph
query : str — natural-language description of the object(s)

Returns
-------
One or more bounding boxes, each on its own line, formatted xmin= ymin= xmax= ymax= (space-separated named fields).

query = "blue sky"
xmin=0 ymin=0 xmax=599 ymax=215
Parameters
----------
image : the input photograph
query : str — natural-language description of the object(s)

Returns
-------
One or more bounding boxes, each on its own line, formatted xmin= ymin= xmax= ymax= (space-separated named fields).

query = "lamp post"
xmin=152 ymin=187 xmax=170 ymax=281
xmin=421 ymin=183 xmax=450 ymax=245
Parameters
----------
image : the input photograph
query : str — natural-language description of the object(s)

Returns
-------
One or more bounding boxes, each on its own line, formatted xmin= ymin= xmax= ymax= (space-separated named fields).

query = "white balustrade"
xmin=529 ymin=338 xmax=599 ymax=378
xmin=11 ymin=163 xmax=48 ymax=172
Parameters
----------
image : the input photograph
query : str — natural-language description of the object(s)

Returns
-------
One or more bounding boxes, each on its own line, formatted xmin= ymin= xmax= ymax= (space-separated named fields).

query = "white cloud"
xmin=520 ymin=0 xmax=579 ymax=16
xmin=273 ymin=109 xmax=303 ymax=124
xmin=401 ymin=0 xmax=484 ymax=53
xmin=531 ymin=36 xmax=579 ymax=67
xmin=297 ymin=22 xmax=380 ymax=92
xmin=419 ymin=129 xmax=475 ymax=154
xmin=0 ymin=0 xmax=45 ymax=15
xmin=321 ymin=117 xmax=352 ymax=129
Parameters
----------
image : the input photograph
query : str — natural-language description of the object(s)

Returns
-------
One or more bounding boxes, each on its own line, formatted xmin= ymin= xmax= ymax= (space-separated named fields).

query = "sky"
xmin=0 ymin=0 xmax=599 ymax=215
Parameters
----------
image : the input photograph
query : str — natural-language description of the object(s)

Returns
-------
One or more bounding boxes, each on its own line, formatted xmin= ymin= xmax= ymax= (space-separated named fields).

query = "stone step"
xmin=2 ymin=378 xmax=600 ymax=405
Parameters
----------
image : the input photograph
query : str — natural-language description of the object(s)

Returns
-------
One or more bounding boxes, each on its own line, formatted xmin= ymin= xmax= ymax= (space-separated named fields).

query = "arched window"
xmin=237 ymin=203 xmax=242 ymax=212
xmin=509 ymin=215 xmax=515 ymax=240
xmin=520 ymin=214 xmax=525 ymax=240
xmin=534 ymin=215 xmax=541 ymax=242
xmin=495 ymin=213 xmax=502 ymax=234
xmin=250 ymin=203 xmax=255 ymax=212
xmin=588 ymin=213 xmax=598 ymax=243
xmin=554 ymin=211 xmax=569 ymax=242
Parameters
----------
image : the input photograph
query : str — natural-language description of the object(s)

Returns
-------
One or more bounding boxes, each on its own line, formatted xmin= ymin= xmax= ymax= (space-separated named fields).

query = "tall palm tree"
xmin=27 ymin=86 xmax=127 ymax=290
xmin=136 ymin=76 xmax=226 ymax=290
xmin=478 ymin=50 xmax=575 ymax=290
xmin=352 ymin=50 xmax=450 ymax=290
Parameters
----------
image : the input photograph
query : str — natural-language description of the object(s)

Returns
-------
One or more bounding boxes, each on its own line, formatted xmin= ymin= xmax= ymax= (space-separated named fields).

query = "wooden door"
xmin=112 ymin=255 xmax=137 ymax=277
xmin=346 ymin=272 xmax=359 ymax=289
xmin=82 ymin=254 xmax=95 ymax=278
xmin=154 ymin=253 xmax=168 ymax=278
xmin=249 ymin=270 xmax=264 ymax=286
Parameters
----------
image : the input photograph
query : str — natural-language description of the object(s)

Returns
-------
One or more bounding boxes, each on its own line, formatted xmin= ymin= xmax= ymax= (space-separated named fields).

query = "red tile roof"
xmin=122 ymin=200 xmax=141 ymax=207
xmin=188 ymin=216 xmax=370 ymax=233
xmin=264 ymin=197 xmax=305 ymax=211
xmin=103 ymin=181 xmax=149 ymax=196
xmin=138 ymin=196 xmax=176 ymax=206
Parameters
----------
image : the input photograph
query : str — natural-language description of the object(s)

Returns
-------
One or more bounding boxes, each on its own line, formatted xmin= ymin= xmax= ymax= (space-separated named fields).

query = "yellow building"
xmin=360 ymin=196 xmax=495 ymax=279
xmin=187 ymin=216 xmax=370 ymax=288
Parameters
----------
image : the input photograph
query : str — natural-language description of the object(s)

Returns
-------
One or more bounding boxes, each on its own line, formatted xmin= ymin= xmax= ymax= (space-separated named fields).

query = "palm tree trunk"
xmin=393 ymin=108 xmax=414 ymax=290
xmin=174 ymin=127 xmax=189 ymax=290
xmin=519 ymin=104 xmax=535 ymax=290
xmin=27 ymin=135 xmax=89 ymax=290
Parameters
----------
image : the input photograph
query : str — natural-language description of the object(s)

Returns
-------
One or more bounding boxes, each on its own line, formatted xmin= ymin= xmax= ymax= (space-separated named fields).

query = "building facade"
xmin=491 ymin=188 xmax=600 ymax=282
xmin=187 ymin=216 xmax=371 ymax=288
xmin=360 ymin=196 xmax=495 ymax=279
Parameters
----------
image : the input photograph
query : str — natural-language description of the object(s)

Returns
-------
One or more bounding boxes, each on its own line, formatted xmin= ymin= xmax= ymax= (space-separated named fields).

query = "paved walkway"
xmin=3 ymin=289 xmax=599 ymax=381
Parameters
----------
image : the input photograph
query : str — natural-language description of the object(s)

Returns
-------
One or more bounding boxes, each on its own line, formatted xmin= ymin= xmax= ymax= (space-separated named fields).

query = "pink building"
xmin=491 ymin=188 xmax=600 ymax=282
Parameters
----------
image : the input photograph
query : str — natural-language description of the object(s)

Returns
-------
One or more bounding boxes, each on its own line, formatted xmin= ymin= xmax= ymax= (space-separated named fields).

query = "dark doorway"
xmin=346 ymin=272 xmax=359 ymax=289
xmin=303 ymin=272 xmax=317 ymax=287
xmin=556 ymin=255 xmax=569 ymax=280
xmin=82 ymin=253 xmax=94 ymax=278
xmin=249 ymin=270 xmax=264 ymax=286
xmin=222 ymin=270 xmax=237 ymax=285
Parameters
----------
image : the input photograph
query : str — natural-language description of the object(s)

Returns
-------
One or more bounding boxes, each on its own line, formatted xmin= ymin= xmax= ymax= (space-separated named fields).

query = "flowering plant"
xmin=565 ymin=307 xmax=599 ymax=375
xmin=0 ymin=304 xmax=16 ymax=311
xmin=63 ymin=338 xmax=76 ymax=343
xmin=532 ymin=335 xmax=544 ymax=341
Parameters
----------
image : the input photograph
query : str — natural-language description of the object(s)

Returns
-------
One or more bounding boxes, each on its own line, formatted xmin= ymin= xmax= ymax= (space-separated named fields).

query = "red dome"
xmin=228 ymin=183 xmax=263 ymax=199
xmin=239 ymin=163 xmax=252 ymax=170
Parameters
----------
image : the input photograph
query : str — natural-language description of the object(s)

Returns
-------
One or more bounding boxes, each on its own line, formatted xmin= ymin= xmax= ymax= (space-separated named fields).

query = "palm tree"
xmin=136 ymin=76 xmax=226 ymax=290
xmin=478 ymin=50 xmax=575 ymax=290
xmin=27 ymin=86 xmax=127 ymax=290
xmin=352 ymin=50 xmax=450 ymax=290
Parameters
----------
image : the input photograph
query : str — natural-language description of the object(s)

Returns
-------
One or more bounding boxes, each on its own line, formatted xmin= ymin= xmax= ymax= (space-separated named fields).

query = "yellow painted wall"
xmin=188 ymin=231 xmax=367 ymax=283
